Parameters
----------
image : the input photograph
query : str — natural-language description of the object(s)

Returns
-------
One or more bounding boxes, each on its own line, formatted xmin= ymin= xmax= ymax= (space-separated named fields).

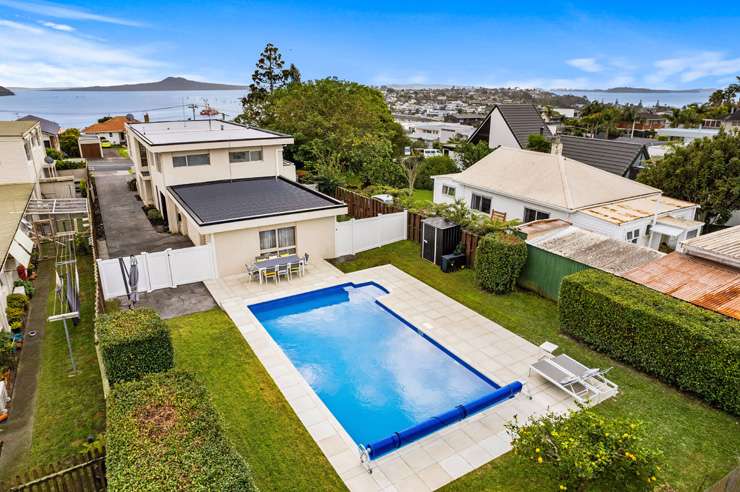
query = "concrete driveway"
xmin=94 ymin=172 xmax=216 ymax=318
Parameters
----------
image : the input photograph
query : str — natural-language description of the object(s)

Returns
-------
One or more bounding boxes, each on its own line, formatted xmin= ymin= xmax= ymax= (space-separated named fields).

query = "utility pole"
xmin=186 ymin=104 xmax=197 ymax=120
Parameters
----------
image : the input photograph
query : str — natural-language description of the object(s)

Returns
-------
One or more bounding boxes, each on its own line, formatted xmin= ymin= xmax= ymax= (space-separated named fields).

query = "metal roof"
xmin=560 ymin=135 xmax=648 ymax=176
xmin=580 ymin=195 xmax=697 ymax=225
xmin=168 ymin=177 xmax=345 ymax=226
xmin=26 ymin=198 xmax=88 ymax=215
xmin=679 ymin=225 xmax=740 ymax=268
xmin=17 ymin=115 xmax=60 ymax=135
xmin=623 ymin=252 xmax=740 ymax=319
xmin=128 ymin=119 xmax=291 ymax=146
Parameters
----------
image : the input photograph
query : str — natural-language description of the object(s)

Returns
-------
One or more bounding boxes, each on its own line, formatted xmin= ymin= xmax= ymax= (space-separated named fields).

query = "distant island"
xmin=57 ymin=76 xmax=247 ymax=92
xmin=560 ymin=86 xmax=712 ymax=94
xmin=0 ymin=86 xmax=14 ymax=96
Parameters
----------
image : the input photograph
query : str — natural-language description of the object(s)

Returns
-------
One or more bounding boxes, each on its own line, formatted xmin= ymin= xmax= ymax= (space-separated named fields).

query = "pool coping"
xmin=208 ymin=263 xmax=588 ymax=491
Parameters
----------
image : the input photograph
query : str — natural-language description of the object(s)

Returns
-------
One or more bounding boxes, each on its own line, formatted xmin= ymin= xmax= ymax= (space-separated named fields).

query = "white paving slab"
xmin=206 ymin=261 xmax=610 ymax=490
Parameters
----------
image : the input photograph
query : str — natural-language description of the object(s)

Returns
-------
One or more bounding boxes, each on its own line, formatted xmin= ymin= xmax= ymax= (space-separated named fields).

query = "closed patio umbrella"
xmin=128 ymin=255 xmax=139 ymax=305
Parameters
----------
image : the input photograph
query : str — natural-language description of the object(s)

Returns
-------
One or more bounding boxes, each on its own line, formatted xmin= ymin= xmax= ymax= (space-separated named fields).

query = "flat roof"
xmin=0 ymin=120 xmax=37 ymax=137
xmin=580 ymin=195 xmax=697 ymax=225
xmin=0 ymin=183 xmax=34 ymax=264
xmin=127 ymin=119 xmax=291 ymax=146
xmin=168 ymin=177 xmax=346 ymax=226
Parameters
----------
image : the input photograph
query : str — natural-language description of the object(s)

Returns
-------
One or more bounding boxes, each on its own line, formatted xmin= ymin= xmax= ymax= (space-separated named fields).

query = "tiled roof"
xmin=560 ymin=135 xmax=648 ymax=176
xmin=83 ymin=116 xmax=138 ymax=134
xmin=469 ymin=104 xmax=552 ymax=148
xmin=168 ymin=177 xmax=345 ymax=226
xmin=17 ymin=115 xmax=60 ymax=135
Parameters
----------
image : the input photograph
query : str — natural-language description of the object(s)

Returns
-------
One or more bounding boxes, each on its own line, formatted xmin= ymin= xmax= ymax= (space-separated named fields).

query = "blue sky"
xmin=1 ymin=0 xmax=739 ymax=89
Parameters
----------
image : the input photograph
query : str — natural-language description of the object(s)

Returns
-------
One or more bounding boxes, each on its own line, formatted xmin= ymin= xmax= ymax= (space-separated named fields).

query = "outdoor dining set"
xmin=245 ymin=253 xmax=310 ymax=284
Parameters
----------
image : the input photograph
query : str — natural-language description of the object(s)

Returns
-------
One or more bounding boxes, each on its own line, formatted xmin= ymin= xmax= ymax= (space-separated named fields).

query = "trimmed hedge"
xmin=475 ymin=232 xmax=528 ymax=294
xmin=96 ymin=308 xmax=173 ymax=384
xmin=107 ymin=371 xmax=256 ymax=491
xmin=560 ymin=269 xmax=740 ymax=415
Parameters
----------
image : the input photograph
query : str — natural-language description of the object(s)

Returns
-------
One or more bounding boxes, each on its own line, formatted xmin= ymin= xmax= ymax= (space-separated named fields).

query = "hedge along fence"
xmin=560 ymin=269 xmax=740 ymax=415
xmin=107 ymin=371 xmax=256 ymax=491
xmin=475 ymin=233 xmax=528 ymax=294
xmin=96 ymin=308 xmax=173 ymax=385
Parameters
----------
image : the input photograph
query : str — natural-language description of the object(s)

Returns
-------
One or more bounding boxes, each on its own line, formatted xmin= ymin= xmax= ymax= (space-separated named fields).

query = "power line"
xmin=0 ymin=104 xmax=194 ymax=116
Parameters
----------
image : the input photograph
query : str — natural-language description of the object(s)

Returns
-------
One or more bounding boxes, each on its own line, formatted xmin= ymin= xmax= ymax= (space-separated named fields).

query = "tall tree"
xmin=239 ymin=43 xmax=299 ymax=124
xmin=637 ymin=130 xmax=740 ymax=225
xmin=448 ymin=138 xmax=493 ymax=169
xmin=397 ymin=156 xmax=424 ymax=190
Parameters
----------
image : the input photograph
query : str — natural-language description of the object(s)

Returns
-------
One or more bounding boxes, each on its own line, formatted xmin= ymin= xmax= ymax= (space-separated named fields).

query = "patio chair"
xmin=289 ymin=262 xmax=301 ymax=279
xmin=262 ymin=265 xmax=278 ymax=285
xmin=529 ymin=357 xmax=599 ymax=404
xmin=551 ymin=354 xmax=618 ymax=395
xmin=276 ymin=263 xmax=290 ymax=282
xmin=245 ymin=263 xmax=261 ymax=284
xmin=303 ymin=252 xmax=310 ymax=273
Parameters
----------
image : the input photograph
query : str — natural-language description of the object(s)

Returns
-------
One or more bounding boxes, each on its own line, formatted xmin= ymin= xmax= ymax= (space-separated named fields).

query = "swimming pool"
xmin=249 ymin=282 xmax=522 ymax=459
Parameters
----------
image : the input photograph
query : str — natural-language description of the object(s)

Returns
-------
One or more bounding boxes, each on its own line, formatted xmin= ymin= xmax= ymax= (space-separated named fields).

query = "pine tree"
xmin=239 ymin=43 xmax=300 ymax=124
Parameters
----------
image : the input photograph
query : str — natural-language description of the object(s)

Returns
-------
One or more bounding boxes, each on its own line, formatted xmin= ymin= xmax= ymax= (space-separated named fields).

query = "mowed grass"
xmin=412 ymin=188 xmax=434 ymax=207
xmin=17 ymin=254 xmax=105 ymax=474
xmin=334 ymin=241 xmax=740 ymax=491
xmin=168 ymin=309 xmax=345 ymax=492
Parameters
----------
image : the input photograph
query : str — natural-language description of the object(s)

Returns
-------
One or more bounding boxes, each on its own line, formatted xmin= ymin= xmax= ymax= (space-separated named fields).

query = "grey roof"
xmin=560 ymin=135 xmax=648 ymax=177
xmin=17 ymin=115 xmax=60 ymax=135
xmin=614 ymin=136 xmax=668 ymax=147
xmin=168 ymin=177 xmax=345 ymax=226
xmin=725 ymin=110 xmax=740 ymax=122
xmin=469 ymin=104 xmax=552 ymax=148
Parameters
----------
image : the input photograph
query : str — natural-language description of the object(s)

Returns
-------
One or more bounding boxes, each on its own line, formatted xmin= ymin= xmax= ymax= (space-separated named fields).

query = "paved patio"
xmin=205 ymin=262 xmax=605 ymax=491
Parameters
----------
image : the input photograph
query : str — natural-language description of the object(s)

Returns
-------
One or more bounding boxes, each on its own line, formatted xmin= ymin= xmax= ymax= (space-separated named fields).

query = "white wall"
xmin=489 ymin=108 xmax=522 ymax=149
xmin=0 ymin=127 xmax=45 ymax=187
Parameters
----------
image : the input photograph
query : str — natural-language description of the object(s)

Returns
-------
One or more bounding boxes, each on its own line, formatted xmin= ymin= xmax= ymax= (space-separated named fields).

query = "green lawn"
xmin=333 ymin=241 xmax=740 ymax=491
xmin=168 ymin=309 xmax=345 ymax=492
xmin=412 ymin=188 xmax=433 ymax=207
xmin=16 ymin=254 xmax=106 ymax=474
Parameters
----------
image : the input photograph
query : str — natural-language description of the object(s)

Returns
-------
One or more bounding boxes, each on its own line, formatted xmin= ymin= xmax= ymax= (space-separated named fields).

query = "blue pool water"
xmin=249 ymin=282 xmax=514 ymax=452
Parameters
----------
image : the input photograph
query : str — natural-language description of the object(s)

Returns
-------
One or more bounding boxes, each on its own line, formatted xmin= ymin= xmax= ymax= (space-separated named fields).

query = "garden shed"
xmin=421 ymin=217 xmax=461 ymax=266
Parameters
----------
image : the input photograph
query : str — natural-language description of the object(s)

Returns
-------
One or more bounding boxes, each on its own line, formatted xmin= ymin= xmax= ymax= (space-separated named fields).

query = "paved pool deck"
xmin=205 ymin=262 xmax=609 ymax=491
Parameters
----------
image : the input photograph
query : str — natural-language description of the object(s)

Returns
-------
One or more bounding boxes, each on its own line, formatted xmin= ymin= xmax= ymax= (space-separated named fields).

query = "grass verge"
xmin=334 ymin=241 xmax=740 ymax=491
xmin=169 ymin=309 xmax=345 ymax=491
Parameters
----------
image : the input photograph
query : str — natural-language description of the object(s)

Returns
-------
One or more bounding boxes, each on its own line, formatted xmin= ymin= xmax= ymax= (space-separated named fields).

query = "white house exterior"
xmin=126 ymin=120 xmax=347 ymax=277
xmin=468 ymin=104 xmax=553 ymax=150
xmin=402 ymin=121 xmax=475 ymax=145
xmin=433 ymin=146 xmax=701 ymax=250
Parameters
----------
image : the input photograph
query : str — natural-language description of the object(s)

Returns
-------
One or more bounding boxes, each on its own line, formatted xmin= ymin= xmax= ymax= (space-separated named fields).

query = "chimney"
xmin=144 ymin=112 xmax=150 ymax=123
xmin=551 ymin=135 xmax=563 ymax=156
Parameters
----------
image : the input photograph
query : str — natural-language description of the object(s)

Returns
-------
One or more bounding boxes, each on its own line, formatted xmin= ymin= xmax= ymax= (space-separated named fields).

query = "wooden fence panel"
xmin=1 ymin=447 xmax=106 ymax=492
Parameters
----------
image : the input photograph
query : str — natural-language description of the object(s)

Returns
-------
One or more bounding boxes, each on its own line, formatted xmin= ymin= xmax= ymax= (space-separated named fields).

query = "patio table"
xmin=256 ymin=255 xmax=302 ymax=283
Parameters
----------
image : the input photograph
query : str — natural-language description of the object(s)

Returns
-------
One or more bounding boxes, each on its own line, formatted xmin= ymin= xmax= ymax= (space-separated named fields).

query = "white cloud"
xmin=0 ymin=0 xmax=145 ymax=27
xmin=646 ymin=52 xmax=740 ymax=86
xmin=499 ymin=77 xmax=590 ymax=90
xmin=371 ymin=72 xmax=430 ymax=85
xmin=0 ymin=19 xmax=165 ymax=87
xmin=39 ymin=20 xmax=74 ymax=31
xmin=566 ymin=57 xmax=603 ymax=73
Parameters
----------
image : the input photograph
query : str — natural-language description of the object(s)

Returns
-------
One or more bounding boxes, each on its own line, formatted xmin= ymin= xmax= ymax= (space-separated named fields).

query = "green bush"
xmin=146 ymin=208 xmax=163 ymax=223
xmin=0 ymin=332 xmax=16 ymax=372
xmin=46 ymin=148 xmax=64 ymax=160
xmin=96 ymin=308 xmax=173 ymax=384
xmin=560 ymin=269 xmax=740 ymax=415
xmin=13 ymin=279 xmax=35 ymax=298
xmin=54 ymin=159 xmax=86 ymax=170
xmin=6 ymin=293 xmax=30 ymax=312
xmin=79 ymin=178 xmax=87 ymax=197
xmin=107 ymin=371 xmax=256 ymax=492
xmin=415 ymin=155 xmax=458 ymax=189
xmin=475 ymin=232 xmax=528 ymax=293
xmin=507 ymin=408 xmax=662 ymax=491
xmin=5 ymin=306 xmax=25 ymax=325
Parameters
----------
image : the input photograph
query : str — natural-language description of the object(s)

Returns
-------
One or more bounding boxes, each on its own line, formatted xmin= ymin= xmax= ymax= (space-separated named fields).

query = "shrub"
xmin=79 ymin=178 xmax=87 ymax=197
xmin=13 ymin=279 xmax=35 ymax=298
xmin=54 ymin=159 xmax=86 ymax=170
xmin=5 ymin=306 xmax=25 ymax=325
xmin=415 ymin=155 xmax=458 ymax=189
xmin=475 ymin=232 xmax=528 ymax=293
xmin=46 ymin=148 xmax=64 ymax=160
xmin=560 ymin=269 xmax=740 ymax=415
xmin=96 ymin=308 xmax=173 ymax=384
xmin=0 ymin=332 xmax=15 ymax=372
xmin=74 ymin=233 xmax=91 ymax=255
xmin=6 ymin=293 xmax=30 ymax=312
xmin=107 ymin=371 xmax=256 ymax=491
xmin=146 ymin=208 xmax=163 ymax=223
xmin=507 ymin=408 xmax=662 ymax=491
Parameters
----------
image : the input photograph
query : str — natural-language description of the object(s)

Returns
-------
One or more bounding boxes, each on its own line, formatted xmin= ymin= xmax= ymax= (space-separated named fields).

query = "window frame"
xmin=229 ymin=148 xmax=264 ymax=163
xmin=442 ymin=185 xmax=456 ymax=197
xmin=258 ymin=226 xmax=297 ymax=256
xmin=523 ymin=207 xmax=550 ymax=223
xmin=470 ymin=193 xmax=492 ymax=214
xmin=626 ymin=228 xmax=641 ymax=244
xmin=172 ymin=153 xmax=211 ymax=168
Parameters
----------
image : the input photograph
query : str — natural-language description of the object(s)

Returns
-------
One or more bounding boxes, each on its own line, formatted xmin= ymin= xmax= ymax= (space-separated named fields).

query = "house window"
xmin=172 ymin=153 xmax=210 ymax=167
xmin=626 ymin=228 xmax=640 ymax=244
xmin=259 ymin=226 xmax=297 ymax=256
xmin=442 ymin=185 xmax=456 ymax=197
xmin=524 ymin=207 xmax=550 ymax=222
xmin=685 ymin=229 xmax=698 ymax=239
xmin=24 ymin=141 xmax=32 ymax=160
xmin=229 ymin=149 xmax=263 ymax=163
xmin=471 ymin=193 xmax=492 ymax=214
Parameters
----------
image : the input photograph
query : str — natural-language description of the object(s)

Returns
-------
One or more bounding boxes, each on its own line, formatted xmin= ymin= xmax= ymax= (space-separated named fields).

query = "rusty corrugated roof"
xmin=623 ymin=252 xmax=740 ymax=319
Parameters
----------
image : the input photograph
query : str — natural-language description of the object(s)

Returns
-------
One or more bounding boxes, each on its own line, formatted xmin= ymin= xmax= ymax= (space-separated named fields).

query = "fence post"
xmin=350 ymin=218 xmax=356 ymax=255
xmin=141 ymin=252 xmax=153 ymax=293
xmin=165 ymin=248 xmax=176 ymax=288
xmin=376 ymin=213 xmax=383 ymax=249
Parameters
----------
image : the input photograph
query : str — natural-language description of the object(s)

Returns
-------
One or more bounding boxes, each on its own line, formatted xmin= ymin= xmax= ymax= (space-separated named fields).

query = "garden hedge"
xmin=475 ymin=232 xmax=528 ymax=294
xmin=96 ymin=308 xmax=173 ymax=384
xmin=107 ymin=371 xmax=256 ymax=491
xmin=560 ymin=269 xmax=740 ymax=415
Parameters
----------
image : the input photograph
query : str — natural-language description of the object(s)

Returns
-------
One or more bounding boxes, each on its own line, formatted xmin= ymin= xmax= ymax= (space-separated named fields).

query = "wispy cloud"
xmin=566 ymin=57 xmax=603 ymax=73
xmin=0 ymin=19 xmax=164 ymax=87
xmin=39 ymin=20 xmax=74 ymax=31
xmin=0 ymin=0 xmax=145 ymax=27
xmin=647 ymin=52 xmax=740 ymax=85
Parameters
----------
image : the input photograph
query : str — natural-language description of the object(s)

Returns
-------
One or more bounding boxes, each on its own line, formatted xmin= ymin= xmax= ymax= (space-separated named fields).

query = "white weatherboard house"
xmin=126 ymin=120 xmax=347 ymax=277
xmin=433 ymin=146 xmax=702 ymax=249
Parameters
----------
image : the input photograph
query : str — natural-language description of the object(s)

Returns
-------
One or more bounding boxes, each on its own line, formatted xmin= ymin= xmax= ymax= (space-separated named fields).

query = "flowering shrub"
xmin=506 ymin=408 xmax=662 ymax=491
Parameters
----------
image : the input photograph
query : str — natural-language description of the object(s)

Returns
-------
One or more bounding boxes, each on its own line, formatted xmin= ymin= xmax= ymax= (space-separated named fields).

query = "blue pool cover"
xmin=249 ymin=282 xmax=522 ymax=459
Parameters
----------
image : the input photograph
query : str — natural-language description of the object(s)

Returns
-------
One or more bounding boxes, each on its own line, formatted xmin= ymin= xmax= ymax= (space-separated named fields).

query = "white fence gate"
xmin=97 ymin=244 xmax=217 ymax=300
xmin=335 ymin=210 xmax=407 ymax=257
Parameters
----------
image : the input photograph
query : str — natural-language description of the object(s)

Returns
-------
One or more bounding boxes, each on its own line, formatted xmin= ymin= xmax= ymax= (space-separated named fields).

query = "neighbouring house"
xmin=16 ymin=115 xmax=61 ymax=151
xmin=722 ymin=108 xmax=740 ymax=131
xmin=614 ymin=136 xmax=670 ymax=159
xmin=432 ymin=146 xmax=702 ymax=249
xmin=559 ymin=135 xmax=650 ymax=179
xmin=83 ymin=115 xmax=138 ymax=145
xmin=78 ymin=134 xmax=103 ymax=159
xmin=623 ymin=225 xmax=740 ymax=319
xmin=468 ymin=103 xmax=553 ymax=149
xmin=401 ymin=121 xmax=475 ymax=146
xmin=655 ymin=127 xmax=719 ymax=144
xmin=126 ymin=119 xmax=347 ymax=277
xmin=445 ymin=113 xmax=487 ymax=127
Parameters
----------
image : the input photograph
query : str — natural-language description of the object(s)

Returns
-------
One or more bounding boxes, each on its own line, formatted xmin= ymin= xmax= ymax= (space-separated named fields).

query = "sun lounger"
xmin=551 ymin=354 xmax=618 ymax=395
xmin=529 ymin=353 xmax=617 ymax=403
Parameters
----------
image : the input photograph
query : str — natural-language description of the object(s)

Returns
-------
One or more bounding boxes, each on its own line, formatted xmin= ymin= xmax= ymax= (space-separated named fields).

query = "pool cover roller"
xmin=364 ymin=381 xmax=523 ymax=459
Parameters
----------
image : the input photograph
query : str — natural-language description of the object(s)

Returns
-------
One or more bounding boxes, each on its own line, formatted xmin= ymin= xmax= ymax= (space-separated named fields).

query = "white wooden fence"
xmin=335 ymin=210 xmax=407 ymax=257
xmin=97 ymin=244 xmax=217 ymax=300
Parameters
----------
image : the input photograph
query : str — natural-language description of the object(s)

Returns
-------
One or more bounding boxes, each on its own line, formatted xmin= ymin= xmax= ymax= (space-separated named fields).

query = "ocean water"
xmin=554 ymin=89 xmax=713 ymax=107
xmin=0 ymin=89 xmax=246 ymax=129
xmin=249 ymin=282 xmax=500 ymax=447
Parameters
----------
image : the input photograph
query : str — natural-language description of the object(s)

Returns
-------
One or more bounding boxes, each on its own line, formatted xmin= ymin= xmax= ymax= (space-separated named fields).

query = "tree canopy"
xmin=449 ymin=139 xmax=493 ymax=169
xmin=527 ymin=134 xmax=552 ymax=153
xmin=239 ymin=43 xmax=300 ymax=124
xmin=637 ymin=130 xmax=740 ymax=225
